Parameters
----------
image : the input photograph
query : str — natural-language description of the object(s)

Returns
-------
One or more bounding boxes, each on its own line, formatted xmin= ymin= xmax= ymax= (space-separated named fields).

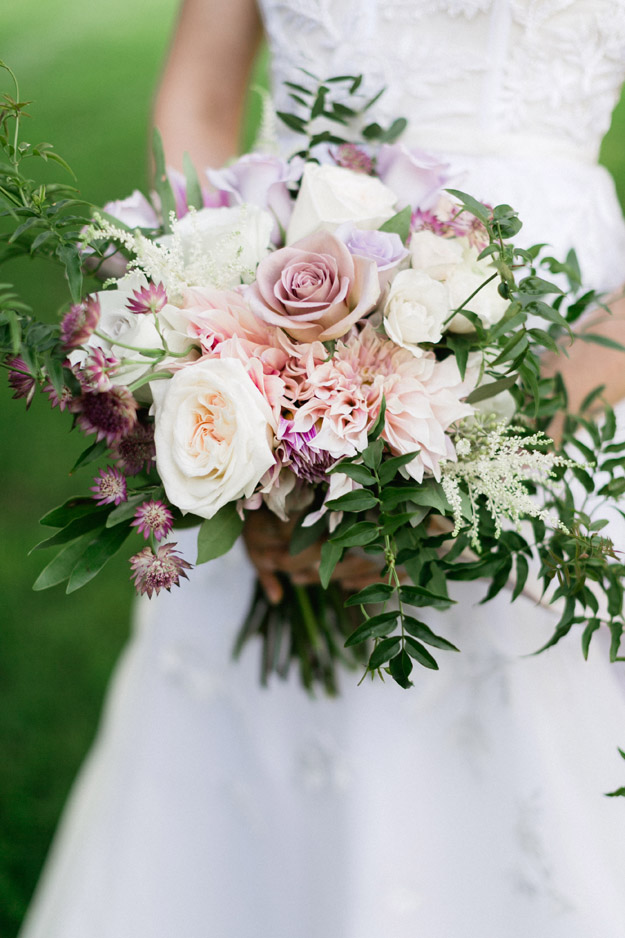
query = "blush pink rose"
xmin=247 ymin=231 xmax=380 ymax=343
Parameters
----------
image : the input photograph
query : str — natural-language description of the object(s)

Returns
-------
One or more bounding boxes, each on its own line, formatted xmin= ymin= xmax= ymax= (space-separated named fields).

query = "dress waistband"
xmin=401 ymin=127 xmax=598 ymax=166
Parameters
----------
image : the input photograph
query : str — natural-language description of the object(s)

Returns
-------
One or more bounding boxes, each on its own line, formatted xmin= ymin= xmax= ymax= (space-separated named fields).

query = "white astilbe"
xmin=251 ymin=86 xmax=280 ymax=154
xmin=441 ymin=419 xmax=573 ymax=550
xmin=87 ymin=207 xmax=265 ymax=302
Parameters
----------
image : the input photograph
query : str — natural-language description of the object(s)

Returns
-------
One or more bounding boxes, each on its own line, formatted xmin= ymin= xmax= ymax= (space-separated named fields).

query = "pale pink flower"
xmin=91 ymin=466 xmax=127 ymax=506
xmin=60 ymin=296 xmax=100 ymax=349
xmin=130 ymin=543 xmax=192 ymax=598
xmin=131 ymin=499 xmax=174 ymax=541
xmin=126 ymin=282 xmax=168 ymax=315
xmin=248 ymin=231 xmax=380 ymax=343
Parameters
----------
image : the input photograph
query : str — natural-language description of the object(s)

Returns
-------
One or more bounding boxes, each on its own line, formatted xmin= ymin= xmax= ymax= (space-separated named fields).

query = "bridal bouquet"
xmin=3 ymin=65 xmax=625 ymax=692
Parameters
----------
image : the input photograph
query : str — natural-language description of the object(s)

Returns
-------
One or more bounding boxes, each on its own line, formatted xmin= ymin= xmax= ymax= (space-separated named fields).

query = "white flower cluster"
xmin=440 ymin=420 xmax=573 ymax=549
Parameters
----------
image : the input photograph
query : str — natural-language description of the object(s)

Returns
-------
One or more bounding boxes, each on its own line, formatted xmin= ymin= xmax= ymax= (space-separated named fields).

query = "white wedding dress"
xmin=20 ymin=2 xmax=625 ymax=936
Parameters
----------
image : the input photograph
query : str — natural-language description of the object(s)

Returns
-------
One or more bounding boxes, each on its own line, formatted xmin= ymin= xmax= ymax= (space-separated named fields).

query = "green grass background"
xmin=1 ymin=3 xmax=625 ymax=935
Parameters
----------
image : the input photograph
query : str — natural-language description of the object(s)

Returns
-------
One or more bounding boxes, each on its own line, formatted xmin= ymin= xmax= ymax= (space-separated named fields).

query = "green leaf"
xmin=378 ymin=206 xmax=411 ymax=243
xmin=40 ymin=496 xmax=102 ymax=528
xmin=389 ymin=649 xmax=413 ymax=687
xmin=344 ymin=611 xmax=399 ymax=646
xmin=368 ymin=637 xmax=401 ymax=670
xmin=518 ymin=276 xmax=563 ymax=296
xmin=445 ymin=189 xmax=490 ymax=225
xmin=32 ymin=511 xmax=106 ymax=551
xmin=368 ymin=396 xmax=387 ymax=441
xmin=403 ymin=616 xmax=459 ymax=651
xmin=329 ymin=521 xmax=379 ymax=547
xmin=362 ymin=439 xmax=384 ymax=470
xmin=319 ymin=540 xmax=343 ymax=588
xmin=182 ymin=152 xmax=204 ymax=211
xmin=329 ymin=462 xmax=376 ymax=486
xmin=400 ymin=584 xmax=455 ymax=606
xmin=605 ymin=787 xmax=625 ymax=798
xmin=577 ymin=333 xmax=625 ymax=353
xmin=344 ymin=582 xmax=395 ymax=606
xmin=70 ymin=438 xmax=109 ymax=473
xmin=404 ymin=637 xmax=439 ymax=670
xmin=609 ymin=621 xmax=624 ymax=662
xmin=289 ymin=514 xmax=327 ymax=556
xmin=56 ymin=244 xmax=82 ymax=302
xmin=445 ymin=333 xmax=472 ymax=379
xmin=465 ymin=374 xmax=517 ymax=405
xmin=276 ymin=111 xmax=307 ymax=134
xmin=152 ymin=127 xmax=177 ymax=233
xmin=511 ymin=554 xmax=529 ymax=602
xmin=378 ymin=451 xmax=419 ymax=486
xmin=106 ymin=492 xmax=150 ymax=527
xmin=66 ymin=523 xmax=131 ymax=593
xmin=32 ymin=534 xmax=95 ymax=591
xmin=196 ymin=504 xmax=243 ymax=564
xmin=325 ymin=489 xmax=380 ymax=512
xmin=581 ymin=618 xmax=601 ymax=659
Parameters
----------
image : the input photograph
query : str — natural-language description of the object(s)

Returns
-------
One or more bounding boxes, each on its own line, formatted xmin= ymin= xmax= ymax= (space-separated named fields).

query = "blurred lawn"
xmin=2 ymin=4 xmax=625 ymax=936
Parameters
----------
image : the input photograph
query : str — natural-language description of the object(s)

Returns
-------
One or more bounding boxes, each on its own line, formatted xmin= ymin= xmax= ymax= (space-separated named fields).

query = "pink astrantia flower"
xmin=248 ymin=230 xmax=380 ymax=343
xmin=43 ymin=382 xmax=73 ymax=411
xmin=112 ymin=421 xmax=156 ymax=475
xmin=412 ymin=195 xmax=489 ymax=250
xmin=130 ymin=542 xmax=192 ymax=598
xmin=6 ymin=356 xmax=36 ymax=408
xmin=131 ymin=499 xmax=174 ymax=541
xmin=333 ymin=143 xmax=373 ymax=175
xmin=91 ymin=466 xmax=127 ymax=506
xmin=75 ymin=347 xmax=120 ymax=392
xmin=74 ymin=386 xmax=138 ymax=446
xmin=126 ymin=282 xmax=168 ymax=315
xmin=60 ymin=296 xmax=101 ymax=349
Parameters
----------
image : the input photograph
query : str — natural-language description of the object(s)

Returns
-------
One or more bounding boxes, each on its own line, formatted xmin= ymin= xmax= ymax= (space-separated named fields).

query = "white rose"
xmin=287 ymin=163 xmax=397 ymax=244
xmin=410 ymin=230 xmax=464 ymax=280
xmin=159 ymin=205 xmax=274 ymax=289
xmin=68 ymin=274 xmax=164 ymax=387
xmin=383 ymin=269 xmax=449 ymax=355
xmin=151 ymin=358 xmax=275 ymax=519
xmin=446 ymin=243 xmax=508 ymax=333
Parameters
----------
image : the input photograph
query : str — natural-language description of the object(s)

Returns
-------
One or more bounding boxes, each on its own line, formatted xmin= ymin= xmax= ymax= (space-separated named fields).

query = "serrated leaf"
xmin=344 ymin=611 xmax=398 ymax=646
xmin=66 ymin=523 xmax=131 ymax=592
xmin=196 ymin=504 xmax=243 ymax=564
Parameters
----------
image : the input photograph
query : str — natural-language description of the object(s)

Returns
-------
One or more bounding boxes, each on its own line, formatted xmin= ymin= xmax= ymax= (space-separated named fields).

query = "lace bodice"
xmin=259 ymin=0 xmax=625 ymax=161
xmin=258 ymin=0 xmax=625 ymax=291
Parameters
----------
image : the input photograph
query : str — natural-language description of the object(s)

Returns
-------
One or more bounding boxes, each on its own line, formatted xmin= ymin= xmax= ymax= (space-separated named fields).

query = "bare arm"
xmin=153 ymin=0 xmax=263 ymax=170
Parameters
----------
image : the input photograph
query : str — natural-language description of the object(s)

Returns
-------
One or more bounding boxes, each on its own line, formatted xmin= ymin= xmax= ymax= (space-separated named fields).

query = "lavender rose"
xmin=247 ymin=231 xmax=381 ymax=342
xmin=376 ymin=144 xmax=450 ymax=211
xmin=335 ymin=223 xmax=409 ymax=287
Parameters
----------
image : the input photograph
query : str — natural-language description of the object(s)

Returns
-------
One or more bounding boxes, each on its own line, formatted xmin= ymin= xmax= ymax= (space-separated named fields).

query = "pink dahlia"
xmin=130 ymin=543 xmax=192 ymax=598
xmin=131 ymin=500 xmax=174 ymax=541
xmin=74 ymin=386 xmax=138 ymax=446
xmin=60 ymin=296 xmax=100 ymax=348
xmin=91 ymin=466 xmax=127 ymax=506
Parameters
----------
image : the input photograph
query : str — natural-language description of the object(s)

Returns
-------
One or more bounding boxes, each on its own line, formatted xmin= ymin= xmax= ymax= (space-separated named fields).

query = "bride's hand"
xmin=242 ymin=507 xmax=384 ymax=604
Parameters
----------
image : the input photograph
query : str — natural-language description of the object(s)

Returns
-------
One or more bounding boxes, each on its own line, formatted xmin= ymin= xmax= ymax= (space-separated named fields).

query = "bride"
xmin=19 ymin=1 xmax=625 ymax=936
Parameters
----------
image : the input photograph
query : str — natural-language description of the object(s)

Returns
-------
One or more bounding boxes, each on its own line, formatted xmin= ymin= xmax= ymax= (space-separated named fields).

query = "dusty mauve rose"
xmin=247 ymin=231 xmax=380 ymax=342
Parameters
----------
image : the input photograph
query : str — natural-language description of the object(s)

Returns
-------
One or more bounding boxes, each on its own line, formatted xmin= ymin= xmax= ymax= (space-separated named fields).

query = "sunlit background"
xmin=1 ymin=3 xmax=625 ymax=934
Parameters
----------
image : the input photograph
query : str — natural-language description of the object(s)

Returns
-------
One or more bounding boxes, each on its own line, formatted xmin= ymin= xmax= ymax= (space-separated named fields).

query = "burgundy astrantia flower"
xmin=131 ymin=499 xmax=174 ymax=541
xmin=6 ymin=356 xmax=36 ymax=408
xmin=60 ymin=296 xmax=101 ymax=348
xmin=75 ymin=347 xmax=119 ymax=392
xmin=126 ymin=282 xmax=168 ymax=315
xmin=130 ymin=543 xmax=192 ymax=598
xmin=91 ymin=465 xmax=127 ymax=506
xmin=43 ymin=382 xmax=73 ymax=411
xmin=74 ymin=386 xmax=138 ymax=446
xmin=111 ymin=421 xmax=156 ymax=475
xmin=333 ymin=143 xmax=373 ymax=175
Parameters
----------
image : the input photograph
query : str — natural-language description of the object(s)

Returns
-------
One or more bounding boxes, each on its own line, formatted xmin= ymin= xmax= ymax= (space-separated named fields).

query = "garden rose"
xmin=410 ymin=230 xmax=464 ymax=280
xmin=286 ymin=163 xmax=397 ymax=244
xmin=383 ymin=269 xmax=449 ymax=355
xmin=376 ymin=144 xmax=450 ymax=210
xmin=151 ymin=358 xmax=275 ymax=519
xmin=445 ymin=243 xmax=508 ymax=333
xmin=248 ymin=230 xmax=380 ymax=342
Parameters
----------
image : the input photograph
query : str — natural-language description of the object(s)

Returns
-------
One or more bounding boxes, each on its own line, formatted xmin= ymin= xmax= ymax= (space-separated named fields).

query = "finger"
xmin=258 ymin=571 xmax=283 ymax=605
